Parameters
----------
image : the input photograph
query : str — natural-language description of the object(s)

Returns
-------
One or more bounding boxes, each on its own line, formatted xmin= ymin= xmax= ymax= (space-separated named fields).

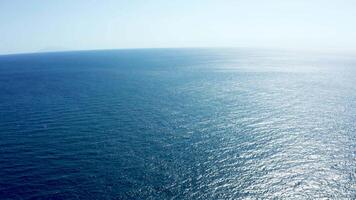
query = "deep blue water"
xmin=0 ymin=48 xmax=355 ymax=199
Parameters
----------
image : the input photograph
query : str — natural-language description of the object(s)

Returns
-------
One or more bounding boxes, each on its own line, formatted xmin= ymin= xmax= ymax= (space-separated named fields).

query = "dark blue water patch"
xmin=0 ymin=48 xmax=355 ymax=199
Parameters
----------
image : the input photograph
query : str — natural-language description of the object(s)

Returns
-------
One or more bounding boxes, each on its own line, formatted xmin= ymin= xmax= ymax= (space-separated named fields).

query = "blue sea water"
xmin=0 ymin=48 xmax=355 ymax=199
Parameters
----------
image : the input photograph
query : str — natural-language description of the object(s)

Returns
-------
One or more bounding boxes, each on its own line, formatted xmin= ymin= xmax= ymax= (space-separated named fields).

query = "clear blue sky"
xmin=0 ymin=0 xmax=355 ymax=54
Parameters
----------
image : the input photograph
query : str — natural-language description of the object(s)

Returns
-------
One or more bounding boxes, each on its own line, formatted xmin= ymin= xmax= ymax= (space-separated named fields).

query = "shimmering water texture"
xmin=0 ymin=49 xmax=355 ymax=199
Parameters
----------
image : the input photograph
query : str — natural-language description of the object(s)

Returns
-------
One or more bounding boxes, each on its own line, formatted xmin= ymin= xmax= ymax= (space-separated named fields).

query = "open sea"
xmin=0 ymin=48 xmax=355 ymax=199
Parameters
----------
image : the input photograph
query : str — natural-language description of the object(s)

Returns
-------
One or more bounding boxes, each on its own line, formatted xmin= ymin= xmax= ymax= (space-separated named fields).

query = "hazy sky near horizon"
xmin=0 ymin=0 xmax=355 ymax=54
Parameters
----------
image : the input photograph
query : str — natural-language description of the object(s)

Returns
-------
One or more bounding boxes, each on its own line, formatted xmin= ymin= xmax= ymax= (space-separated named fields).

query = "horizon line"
xmin=1 ymin=46 xmax=355 ymax=57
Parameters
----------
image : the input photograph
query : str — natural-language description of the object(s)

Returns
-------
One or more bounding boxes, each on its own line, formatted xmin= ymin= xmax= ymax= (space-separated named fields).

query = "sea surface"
xmin=0 ymin=48 xmax=355 ymax=199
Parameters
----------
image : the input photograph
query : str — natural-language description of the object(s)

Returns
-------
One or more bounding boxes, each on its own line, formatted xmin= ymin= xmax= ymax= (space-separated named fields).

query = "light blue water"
xmin=0 ymin=49 xmax=355 ymax=199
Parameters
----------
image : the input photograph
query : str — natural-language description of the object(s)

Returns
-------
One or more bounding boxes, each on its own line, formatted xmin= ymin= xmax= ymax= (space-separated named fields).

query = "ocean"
xmin=0 ymin=48 xmax=355 ymax=199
